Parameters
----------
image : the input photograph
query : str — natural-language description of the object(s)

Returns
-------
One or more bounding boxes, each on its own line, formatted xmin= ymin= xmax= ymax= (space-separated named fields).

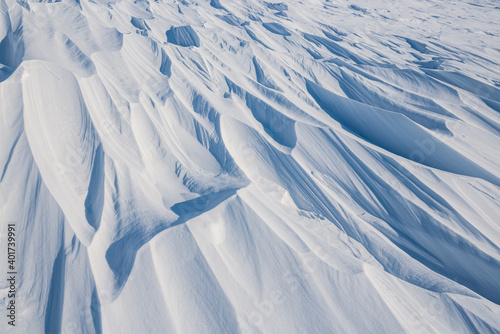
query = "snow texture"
xmin=1 ymin=0 xmax=500 ymax=333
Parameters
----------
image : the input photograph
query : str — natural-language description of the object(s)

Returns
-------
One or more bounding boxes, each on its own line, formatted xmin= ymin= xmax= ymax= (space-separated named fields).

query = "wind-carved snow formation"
xmin=1 ymin=0 xmax=500 ymax=332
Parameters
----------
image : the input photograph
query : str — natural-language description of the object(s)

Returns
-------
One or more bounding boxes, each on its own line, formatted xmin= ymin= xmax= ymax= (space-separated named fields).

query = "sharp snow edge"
xmin=1 ymin=0 xmax=500 ymax=333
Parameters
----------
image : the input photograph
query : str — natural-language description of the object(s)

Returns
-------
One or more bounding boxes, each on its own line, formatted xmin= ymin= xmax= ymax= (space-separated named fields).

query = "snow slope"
xmin=1 ymin=0 xmax=500 ymax=333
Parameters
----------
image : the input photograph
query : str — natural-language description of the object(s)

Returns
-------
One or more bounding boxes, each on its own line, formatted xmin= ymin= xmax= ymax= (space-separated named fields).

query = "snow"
xmin=1 ymin=0 xmax=500 ymax=333
xmin=166 ymin=25 xmax=201 ymax=47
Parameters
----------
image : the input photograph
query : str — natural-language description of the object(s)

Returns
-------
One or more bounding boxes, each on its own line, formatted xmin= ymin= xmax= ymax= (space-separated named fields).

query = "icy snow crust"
xmin=1 ymin=0 xmax=500 ymax=332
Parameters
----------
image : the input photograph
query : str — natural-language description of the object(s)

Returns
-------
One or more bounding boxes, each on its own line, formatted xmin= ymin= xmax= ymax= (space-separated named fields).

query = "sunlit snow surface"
xmin=1 ymin=0 xmax=500 ymax=332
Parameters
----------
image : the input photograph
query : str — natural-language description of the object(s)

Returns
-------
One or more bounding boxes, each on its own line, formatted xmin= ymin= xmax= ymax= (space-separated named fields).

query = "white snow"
xmin=1 ymin=0 xmax=500 ymax=333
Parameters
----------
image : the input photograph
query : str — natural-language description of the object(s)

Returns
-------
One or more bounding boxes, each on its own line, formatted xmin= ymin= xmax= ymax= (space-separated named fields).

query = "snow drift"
xmin=1 ymin=0 xmax=500 ymax=333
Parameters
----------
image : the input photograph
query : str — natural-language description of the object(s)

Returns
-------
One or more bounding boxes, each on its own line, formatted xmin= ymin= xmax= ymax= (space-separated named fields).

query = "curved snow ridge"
xmin=1 ymin=0 xmax=500 ymax=333
xmin=22 ymin=60 xmax=103 ymax=245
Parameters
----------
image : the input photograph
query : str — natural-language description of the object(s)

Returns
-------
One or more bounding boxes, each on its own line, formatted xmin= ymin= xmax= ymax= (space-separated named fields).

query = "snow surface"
xmin=1 ymin=0 xmax=500 ymax=333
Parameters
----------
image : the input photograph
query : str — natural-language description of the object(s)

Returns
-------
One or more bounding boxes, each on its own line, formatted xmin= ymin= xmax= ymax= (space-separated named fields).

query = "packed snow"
xmin=1 ymin=0 xmax=500 ymax=333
